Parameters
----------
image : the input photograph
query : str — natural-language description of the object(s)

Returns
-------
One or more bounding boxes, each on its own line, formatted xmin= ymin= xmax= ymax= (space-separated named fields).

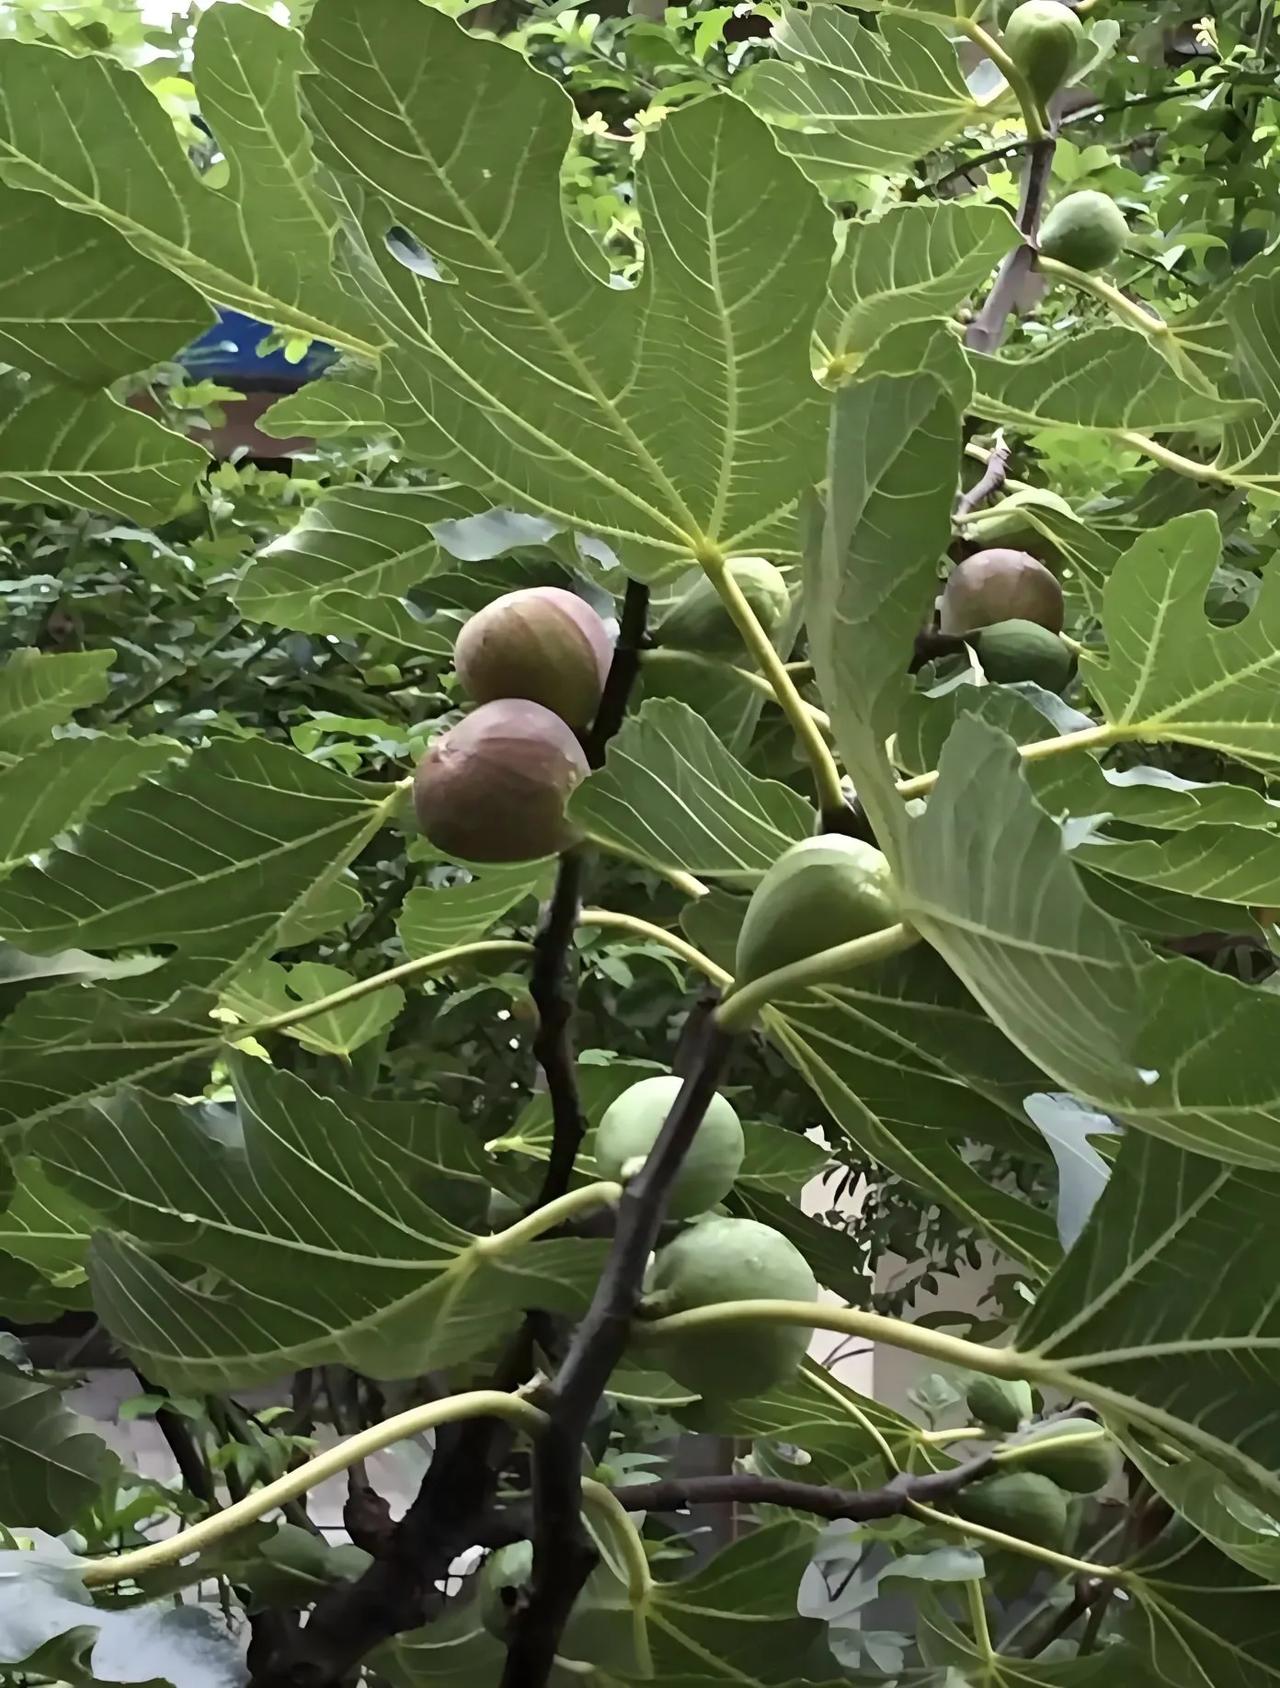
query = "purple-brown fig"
xmin=413 ymin=699 xmax=589 ymax=863
xmin=454 ymin=587 xmax=613 ymax=729
xmin=939 ymin=549 xmax=1064 ymax=636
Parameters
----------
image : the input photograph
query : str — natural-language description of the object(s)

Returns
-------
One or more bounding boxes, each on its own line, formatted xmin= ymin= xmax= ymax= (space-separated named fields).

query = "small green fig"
xmin=735 ymin=836 xmax=898 ymax=986
xmin=455 ymin=586 xmax=613 ymax=730
xmin=966 ymin=1374 xmax=1034 ymax=1433
xmin=1004 ymin=1417 xmax=1115 ymax=1494
xmin=595 ymin=1075 xmax=744 ymax=1219
xmin=972 ymin=619 xmax=1074 ymax=691
xmin=953 ymin=1472 xmax=1070 ymax=1552
xmin=413 ymin=698 xmax=588 ymax=863
xmin=655 ymin=558 xmax=790 ymax=655
xmin=645 ymin=1216 xmax=818 ymax=1401
xmin=1003 ymin=1 xmax=1084 ymax=108
xmin=939 ymin=549 xmax=1064 ymax=635
xmin=1037 ymin=191 xmax=1129 ymax=274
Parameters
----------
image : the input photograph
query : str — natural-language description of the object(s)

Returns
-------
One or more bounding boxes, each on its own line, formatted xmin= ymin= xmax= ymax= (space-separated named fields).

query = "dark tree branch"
xmin=1020 ymin=1577 xmax=1105 ymax=1659
xmin=133 ymin=1370 xmax=216 ymax=1508
xmin=585 ymin=579 xmax=649 ymax=769
xmin=954 ymin=431 xmax=1012 ymax=518
xmin=609 ymin=1453 xmax=995 ymax=1522
xmin=501 ymin=1016 xmax=735 ymax=1688
xmin=965 ymin=132 xmax=1057 ymax=354
xmin=529 ymin=581 xmax=651 ymax=1216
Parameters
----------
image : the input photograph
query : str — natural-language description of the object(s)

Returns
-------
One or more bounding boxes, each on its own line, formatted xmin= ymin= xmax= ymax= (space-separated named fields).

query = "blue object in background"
xmin=176 ymin=308 xmax=337 ymax=387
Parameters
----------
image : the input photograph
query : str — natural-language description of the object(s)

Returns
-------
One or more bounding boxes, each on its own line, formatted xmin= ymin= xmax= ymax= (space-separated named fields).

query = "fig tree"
xmin=939 ymin=549 xmax=1064 ymax=635
xmin=966 ymin=1374 xmax=1034 ymax=1434
xmin=455 ymin=586 xmax=613 ymax=730
xmin=972 ymin=619 xmax=1073 ymax=691
xmin=594 ymin=1075 xmax=744 ymax=1219
xmin=413 ymin=698 xmax=588 ymax=863
xmin=1037 ymin=191 xmax=1129 ymax=274
xmin=1006 ymin=1417 xmax=1115 ymax=1494
xmin=1003 ymin=1 xmax=1083 ymax=107
xmin=655 ymin=557 xmax=790 ymax=655
xmin=645 ymin=1215 xmax=818 ymax=1400
xmin=735 ymin=835 xmax=898 ymax=986
xmin=953 ymin=1471 xmax=1070 ymax=1551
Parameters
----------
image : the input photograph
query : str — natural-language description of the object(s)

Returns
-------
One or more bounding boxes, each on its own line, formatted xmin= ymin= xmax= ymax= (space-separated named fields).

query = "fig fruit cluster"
xmin=413 ymin=586 xmax=612 ymax=863
xmin=954 ymin=1373 xmax=1118 ymax=1552
xmin=597 ymin=1075 xmax=817 ymax=1401
xmin=940 ymin=549 xmax=1072 ymax=692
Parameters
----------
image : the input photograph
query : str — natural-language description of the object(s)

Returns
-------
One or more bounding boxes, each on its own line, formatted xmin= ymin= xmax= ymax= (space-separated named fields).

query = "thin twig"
xmin=609 ymin=1455 xmax=995 ymax=1522
xmin=954 ymin=430 xmax=1011 ymax=518
xmin=965 ymin=132 xmax=1057 ymax=354
xmin=133 ymin=1370 xmax=216 ymax=1508
xmin=501 ymin=1016 xmax=735 ymax=1688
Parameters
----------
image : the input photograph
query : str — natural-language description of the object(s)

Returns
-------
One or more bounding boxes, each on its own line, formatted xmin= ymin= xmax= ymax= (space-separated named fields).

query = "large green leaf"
xmin=817 ymin=203 xmax=1015 ymax=377
xmin=1073 ymin=823 xmax=1280 ymax=907
xmin=220 ymin=961 xmax=405 ymax=1058
xmin=1123 ymin=1523 xmax=1280 ymax=1688
xmin=0 ymin=739 xmax=394 ymax=991
xmin=1217 ymin=256 xmax=1280 ymax=491
xmin=399 ymin=863 xmax=553 ymax=957
xmin=0 ymin=384 xmax=205 ymax=522
xmin=235 ymin=485 xmax=485 ymax=650
xmin=744 ymin=10 xmax=977 ymax=196
xmin=972 ymin=331 xmax=1251 ymax=435
xmin=302 ymin=0 xmax=830 ymax=575
xmin=1087 ymin=511 xmax=1280 ymax=768
xmin=0 ymin=1362 xmax=114 ymax=1532
xmin=897 ymin=716 xmax=1151 ymax=1108
xmin=0 ymin=738 xmax=184 ymax=876
xmin=0 ymin=184 xmax=211 ymax=385
xmin=572 ymin=699 xmax=812 ymax=886
xmin=805 ymin=373 xmax=960 ymax=846
xmin=0 ymin=12 xmax=378 ymax=357
xmin=0 ymin=1158 xmax=92 ymax=1305
xmin=0 ymin=651 xmax=115 ymax=754
xmin=1017 ymin=1131 xmax=1280 ymax=1505
xmin=41 ymin=1061 xmax=604 ymax=1388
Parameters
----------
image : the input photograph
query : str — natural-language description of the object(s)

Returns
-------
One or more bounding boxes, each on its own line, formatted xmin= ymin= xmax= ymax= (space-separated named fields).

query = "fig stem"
xmin=580 ymin=1478 xmax=655 ymax=1664
xmin=698 ymin=553 xmax=847 ymax=815
xmin=642 ymin=648 xmax=833 ymax=735
xmin=1037 ymin=256 xmax=1171 ymax=337
xmin=715 ymin=921 xmax=920 ymax=1031
xmin=895 ymin=721 xmax=1126 ymax=801
xmin=80 ymin=1390 xmax=548 ymax=1588
xmin=957 ymin=17 xmax=1049 ymax=141
xmin=966 ymin=1579 xmax=995 ymax=1663
xmin=477 ymin=1180 xmax=622 ymax=1257
xmin=236 ymin=939 xmax=535 ymax=1041
xmin=1116 ymin=431 xmax=1240 ymax=489
xmin=909 ymin=1501 xmax=1124 ymax=1583
xmin=577 ymin=907 xmax=731 ymax=987
xmin=582 ymin=831 xmax=709 ymax=900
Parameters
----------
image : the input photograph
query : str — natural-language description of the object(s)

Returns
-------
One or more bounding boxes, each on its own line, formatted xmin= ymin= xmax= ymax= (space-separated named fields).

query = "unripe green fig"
xmin=413 ymin=698 xmax=588 ymax=863
xmin=455 ymin=586 xmax=613 ymax=730
xmin=1005 ymin=1417 xmax=1115 ymax=1494
xmin=1003 ymin=1 xmax=1084 ymax=107
xmin=480 ymin=1541 xmax=532 ymax=1640
xmin=952 ymin=1471 xmax=1070 ymax=1552
xmin=595 ymin=1075 xmax=744 ymax=1219
xmin=940 ymin=550 xmax=1064 ymax=636
xmin=645 ymin=1216 xmax=818 ymax=1400
xmin=966 ymin=1374 xmax=1034 ymax=1433
xmin=735 ymin=836 xmax=898 ymax=986
xmin=963 ymin=487 xmax=1073 ymax=546
xmin=972 ymin=619 xmax=1073 ymax=691
xmin=1037 ymin=191 xmax=1129 ymax=274
xmin=655 ymin=557 xmax=790 ymax=655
